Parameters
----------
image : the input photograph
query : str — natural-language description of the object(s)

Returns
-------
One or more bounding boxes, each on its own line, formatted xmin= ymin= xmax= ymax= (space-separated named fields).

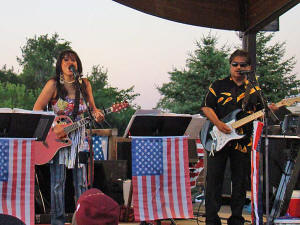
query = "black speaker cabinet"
xmin=93 ymin=160 xmax=128 ymax=205
xmin=116 ymin=142 xmax=132 ymax=178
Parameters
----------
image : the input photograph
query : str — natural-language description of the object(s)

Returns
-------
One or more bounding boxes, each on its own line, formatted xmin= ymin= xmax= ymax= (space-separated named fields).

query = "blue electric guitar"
xmin=200 ymin=97 xmax=300 ymax=152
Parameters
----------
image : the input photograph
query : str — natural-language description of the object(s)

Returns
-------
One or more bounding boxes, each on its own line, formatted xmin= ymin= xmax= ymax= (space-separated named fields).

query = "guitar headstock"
xmin=277 ymin=97 xmax=300 ymax=107
xmin=110 ymin=101 xmax=129 ymax=113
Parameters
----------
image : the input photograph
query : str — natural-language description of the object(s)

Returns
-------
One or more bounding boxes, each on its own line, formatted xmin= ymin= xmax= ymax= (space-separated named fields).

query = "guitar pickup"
xmin=56 ymin=139 xmax=69 ymax=144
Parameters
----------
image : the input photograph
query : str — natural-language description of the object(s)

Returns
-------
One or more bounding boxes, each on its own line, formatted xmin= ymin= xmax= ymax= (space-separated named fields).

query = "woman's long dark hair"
xmin=54 ymin=49 xmax=88 ymax=99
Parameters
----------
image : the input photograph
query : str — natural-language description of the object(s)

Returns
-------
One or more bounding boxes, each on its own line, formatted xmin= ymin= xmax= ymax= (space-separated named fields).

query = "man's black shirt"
xmin=201 ymin=76 xmax=263 ymax=152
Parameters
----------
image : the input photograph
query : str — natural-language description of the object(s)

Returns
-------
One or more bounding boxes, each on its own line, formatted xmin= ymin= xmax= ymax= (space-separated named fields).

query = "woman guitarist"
xmin=33 ymin=49 xmax=104 ymax=225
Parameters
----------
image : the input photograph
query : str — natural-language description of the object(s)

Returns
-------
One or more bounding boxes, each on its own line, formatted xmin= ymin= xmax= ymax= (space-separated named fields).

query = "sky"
xmin=1 ymin=1 xmax=299 ymax=109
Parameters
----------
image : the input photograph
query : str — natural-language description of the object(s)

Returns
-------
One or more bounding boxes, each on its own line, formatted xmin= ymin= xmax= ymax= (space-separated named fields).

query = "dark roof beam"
xmin=239 ymin=0 xmax=248 ymax=31
xmin=113 ymin=0 xmax=242 ymax=30
xmin=245 ymin=0 xmax=299 ymax=32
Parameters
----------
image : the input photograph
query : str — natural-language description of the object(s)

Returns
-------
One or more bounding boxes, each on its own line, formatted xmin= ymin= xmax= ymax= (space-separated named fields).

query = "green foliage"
xmin=17 ymin=33 xmax=71 ymax=89
xmin=0 ymin=65 xmax=21 ymax=84
xmin=89 ymin=65 xmax=108 ymax=89
xmin=87 ymin=65 xmax=140 ymax=134
xmin=157 ymin=32 xmax=299 ymax=114
xmin=156 ymin=34 xmax=230 ymax=114
xmin=0 ymin=33 xmax=140 ymax=134
xmin=256 ymin=32 xmax=300 ymax=102
xmin=0 ymin=82 xmax=39 ymax=109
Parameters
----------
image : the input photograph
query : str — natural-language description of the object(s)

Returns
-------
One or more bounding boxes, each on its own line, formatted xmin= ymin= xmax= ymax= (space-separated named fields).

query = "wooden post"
xmin=242 ymin=31 xmax=257 ymax=72
xmin=87 ymin=128 xmax=118 ymax=159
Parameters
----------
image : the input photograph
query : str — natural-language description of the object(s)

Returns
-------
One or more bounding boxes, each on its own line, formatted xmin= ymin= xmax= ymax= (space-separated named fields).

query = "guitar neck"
xmin=231 ymin=98 xmax=297 ymax=129
xmin=63 ymin=107 xmax=114 ymax=134
xmin=64 ymin=118 xmax=90 ymax=134
xmin=232 ymin=110 xmax=265 ymax=129
xmin=62 ymin=102 xmax=128 ymax=134
xmin=105 ymin=106 xmax=113 ymax=115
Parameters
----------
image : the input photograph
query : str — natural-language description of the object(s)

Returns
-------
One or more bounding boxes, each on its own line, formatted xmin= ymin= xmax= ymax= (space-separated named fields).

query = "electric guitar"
xmin=33 ymin=102 xmax=129 ymax=165
xmin=200 ymin=97 xmax=300 ymax=152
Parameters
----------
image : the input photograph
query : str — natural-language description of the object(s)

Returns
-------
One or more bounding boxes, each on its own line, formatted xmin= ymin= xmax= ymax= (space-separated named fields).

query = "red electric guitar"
xmin=33 ymin=102 xmax=129 ymax=165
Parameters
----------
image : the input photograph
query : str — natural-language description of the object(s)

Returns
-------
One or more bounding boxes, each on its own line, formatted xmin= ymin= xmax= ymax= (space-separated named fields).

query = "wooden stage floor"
xmin=36 ymin=203 xmax=253 ymax=225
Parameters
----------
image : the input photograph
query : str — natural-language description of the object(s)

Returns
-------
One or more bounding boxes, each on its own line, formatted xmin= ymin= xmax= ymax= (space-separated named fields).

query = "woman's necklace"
xmin=64 ymin=79 xmax=75 ymax=84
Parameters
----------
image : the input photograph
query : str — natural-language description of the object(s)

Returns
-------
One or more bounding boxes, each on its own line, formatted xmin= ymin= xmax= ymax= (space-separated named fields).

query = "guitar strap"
xmin=242 ymin=81 xmax=253 ymax=111
xmin=71 ymin=84 xmax=80 ymax=121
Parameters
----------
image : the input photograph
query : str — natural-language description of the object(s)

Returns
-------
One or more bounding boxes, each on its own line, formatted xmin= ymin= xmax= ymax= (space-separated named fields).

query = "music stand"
xmin=0 ymin=108 xmax=55 ymax=141
xmin=123 ymin=110 xmax=205 ymax=224
xmin=123 ymin=109 xmax=200 ymax=137
xmin=0 ymin=109 xmax=55 ymax=225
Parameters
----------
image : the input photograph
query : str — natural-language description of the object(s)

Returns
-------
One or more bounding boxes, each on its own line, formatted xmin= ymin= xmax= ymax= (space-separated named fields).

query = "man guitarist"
xmin=201 ymin=49 xmax=278 ymax=225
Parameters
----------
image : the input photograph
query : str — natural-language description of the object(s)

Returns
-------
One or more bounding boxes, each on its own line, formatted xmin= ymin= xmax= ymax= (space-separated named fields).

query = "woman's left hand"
xmin=93 ymin=109 xmax=105 ymax=122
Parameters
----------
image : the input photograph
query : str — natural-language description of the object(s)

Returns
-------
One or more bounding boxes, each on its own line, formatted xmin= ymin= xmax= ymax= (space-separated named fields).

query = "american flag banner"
xmin=0 ymin=139 xmax=35 ymax=225
xmin=131 ymin=136 xmax=194 ymax=221
xmin=92 ymin=136 xmax=108 ymax=160
xmin=189 ymin=139 xmax=205 ymax=189
xmin=251 ymin=121 xmax=264 ymax=225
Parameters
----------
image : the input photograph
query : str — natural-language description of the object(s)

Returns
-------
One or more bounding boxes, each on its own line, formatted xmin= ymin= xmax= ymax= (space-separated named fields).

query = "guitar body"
xmin=200 ymin=97 xmax=300 ymax=152
xmin=33 ymin=101 xmax=129 ymax=165
xmin=34 ymin=115 xmax=73 ymax=165
xmin=200 ymin=109 xmax=245 ymax=152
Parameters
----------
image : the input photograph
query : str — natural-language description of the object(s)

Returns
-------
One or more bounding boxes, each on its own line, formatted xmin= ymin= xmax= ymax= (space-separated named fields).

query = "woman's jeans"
xmin=50 ymin=154 xmax=87 ymax=225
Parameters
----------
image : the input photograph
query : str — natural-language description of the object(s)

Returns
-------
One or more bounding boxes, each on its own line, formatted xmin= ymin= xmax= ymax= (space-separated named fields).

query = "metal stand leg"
xmin=268 ymin=160 xmax=293 ymax=223
xmin=268 ymin=142 xmax=300 ymax=224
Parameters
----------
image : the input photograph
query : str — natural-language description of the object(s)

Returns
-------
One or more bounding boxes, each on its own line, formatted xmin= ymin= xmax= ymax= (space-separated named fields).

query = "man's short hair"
xmin=229 ymin=49 xmax=251 ymax=65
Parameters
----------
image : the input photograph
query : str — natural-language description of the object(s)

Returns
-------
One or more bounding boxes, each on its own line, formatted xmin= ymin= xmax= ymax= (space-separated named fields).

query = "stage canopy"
xmin=112 ymin=0 xmax=298 ymax=32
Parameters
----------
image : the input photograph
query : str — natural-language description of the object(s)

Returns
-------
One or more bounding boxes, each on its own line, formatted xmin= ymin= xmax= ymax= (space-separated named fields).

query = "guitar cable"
xmin=35 ymin=173 xmax=46 ymax=214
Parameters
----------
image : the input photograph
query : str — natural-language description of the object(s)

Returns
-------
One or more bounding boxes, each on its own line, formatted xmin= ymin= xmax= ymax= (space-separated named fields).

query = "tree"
xmin=1 ymin=32 xmax=140 ymax=133
xmin=17 ymin=33 xmax=71 ymax=89
xmin=0 ymin=65 xmax=21 ymax=84
xmin=0 ymin=82 xmax=38 ymax=109
xmin=256 ymin=32 xmax=300 ymax=102
xmin=87 ymin=65 xmax=140 ymax=134
xmin=156 ymin=34 xmax=230 ymax=114
xmin=157 ymin=32 xmax=299 ymax=114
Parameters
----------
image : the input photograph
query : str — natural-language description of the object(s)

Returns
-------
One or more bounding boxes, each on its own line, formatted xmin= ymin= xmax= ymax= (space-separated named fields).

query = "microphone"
xmin=238 ymin=70 xmax=253 ymax=75
xmin=69 ymin=65 xmax=80 ymax=80
xmin=69 ymin=65 xmax=77 ymax=74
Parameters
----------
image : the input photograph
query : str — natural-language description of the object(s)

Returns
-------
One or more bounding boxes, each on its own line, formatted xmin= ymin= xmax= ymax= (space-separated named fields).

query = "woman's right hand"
xmin=53 ymin=124 xmax=67 ymax=139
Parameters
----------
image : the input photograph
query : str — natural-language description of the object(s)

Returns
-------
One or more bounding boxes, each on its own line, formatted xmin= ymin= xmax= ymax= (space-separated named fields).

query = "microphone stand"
xmin=246 ymin=71 xmax=277 ymax=224
xmin=71 ymin=69 xmax=99 ymax=188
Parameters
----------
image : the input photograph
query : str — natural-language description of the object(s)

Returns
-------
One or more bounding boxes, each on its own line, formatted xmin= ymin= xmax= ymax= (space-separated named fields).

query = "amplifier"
xmin=281 ymin=114 xmax=300 ymax=136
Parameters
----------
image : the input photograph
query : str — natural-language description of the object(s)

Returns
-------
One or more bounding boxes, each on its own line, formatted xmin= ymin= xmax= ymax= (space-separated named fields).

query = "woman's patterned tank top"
xmin=51 ymin=96 xmax=88 ymax=121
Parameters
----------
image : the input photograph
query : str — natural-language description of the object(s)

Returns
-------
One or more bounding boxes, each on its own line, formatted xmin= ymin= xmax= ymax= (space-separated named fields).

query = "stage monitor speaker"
xmin=93 ymin=160 xmax=128 ymax=205
xmin=263 ymin=138 xmax=300 ymax=192
xmin=116 ymin=142 xmax=132 ymax=178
